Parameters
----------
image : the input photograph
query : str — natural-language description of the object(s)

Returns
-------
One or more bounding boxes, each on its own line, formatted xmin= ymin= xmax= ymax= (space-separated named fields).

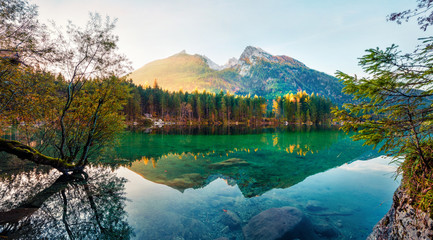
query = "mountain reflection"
xmin=117 ymin=128 xmax=379 ymax=197
xmin=0 ymin=165 xmax=133 ymax=239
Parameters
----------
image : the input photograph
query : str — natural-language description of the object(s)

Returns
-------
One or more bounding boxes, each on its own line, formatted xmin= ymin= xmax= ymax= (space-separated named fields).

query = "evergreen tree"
xmin=333 ymin=38 xmax=433 ymax=213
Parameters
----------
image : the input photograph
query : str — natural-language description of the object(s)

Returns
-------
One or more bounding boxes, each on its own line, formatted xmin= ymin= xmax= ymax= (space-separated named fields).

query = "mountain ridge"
xmin=128 ymin=46 xmax=350 ymax=104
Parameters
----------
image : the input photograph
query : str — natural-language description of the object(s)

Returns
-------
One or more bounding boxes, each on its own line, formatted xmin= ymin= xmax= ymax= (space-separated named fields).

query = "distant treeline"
xmin=123 ymin=80 xmax=334 ymax=125
xmin=272 ymin=91 xmax=334 ymax=124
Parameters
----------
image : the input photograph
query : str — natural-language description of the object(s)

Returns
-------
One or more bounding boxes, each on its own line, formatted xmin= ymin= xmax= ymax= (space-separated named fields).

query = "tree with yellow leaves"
xmin=0 ymin=1 xmax=130 ymax=173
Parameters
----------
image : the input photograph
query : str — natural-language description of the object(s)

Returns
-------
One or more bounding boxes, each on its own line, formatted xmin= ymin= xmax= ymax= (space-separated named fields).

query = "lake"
xmin=0 ymin=126 xmax=400 ymax=239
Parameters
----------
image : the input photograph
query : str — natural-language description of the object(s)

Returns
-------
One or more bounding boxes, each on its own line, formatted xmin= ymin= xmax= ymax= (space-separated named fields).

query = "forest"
xmin=122 ymin=80 xmax=335 ymax=126
xmin=0 ymin=0 xmax=333 ymax=174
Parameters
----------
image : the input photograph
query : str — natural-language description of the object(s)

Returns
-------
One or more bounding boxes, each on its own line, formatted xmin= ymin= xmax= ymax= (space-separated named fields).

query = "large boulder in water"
xmin=243 ymin=206 xmax=318 ymax=240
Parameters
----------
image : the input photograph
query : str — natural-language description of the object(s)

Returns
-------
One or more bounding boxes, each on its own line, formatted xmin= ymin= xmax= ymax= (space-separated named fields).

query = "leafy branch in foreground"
xmin=333 ymin=37 xmax=433 ymax=214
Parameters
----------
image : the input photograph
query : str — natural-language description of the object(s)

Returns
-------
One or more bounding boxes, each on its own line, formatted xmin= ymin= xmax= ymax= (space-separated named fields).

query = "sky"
xmin=34 ymin=0 xmax=427 ymax=77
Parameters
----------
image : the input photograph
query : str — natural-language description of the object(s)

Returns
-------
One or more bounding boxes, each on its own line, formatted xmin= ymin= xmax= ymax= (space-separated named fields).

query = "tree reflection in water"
xmin=0 ymin=166 xmax=133 ymax=239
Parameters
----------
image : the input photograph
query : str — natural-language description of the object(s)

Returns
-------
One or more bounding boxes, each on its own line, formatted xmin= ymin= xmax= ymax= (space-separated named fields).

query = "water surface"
xmin=0 ymin=127 xmax=400 ymax=239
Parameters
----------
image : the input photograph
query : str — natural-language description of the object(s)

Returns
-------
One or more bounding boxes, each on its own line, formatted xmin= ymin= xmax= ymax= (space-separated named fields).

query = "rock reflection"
xmin=0 ymin=166 xmax=133 ymax=239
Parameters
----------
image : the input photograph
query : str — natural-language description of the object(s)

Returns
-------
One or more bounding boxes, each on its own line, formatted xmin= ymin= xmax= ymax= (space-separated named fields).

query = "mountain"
xmin=129 ymin=47 xmax=349 ymax=104
xmin=128 ymin=50 xmax=239 ymax=92
xmin=236 ymin=46 xmax=307 ymax=76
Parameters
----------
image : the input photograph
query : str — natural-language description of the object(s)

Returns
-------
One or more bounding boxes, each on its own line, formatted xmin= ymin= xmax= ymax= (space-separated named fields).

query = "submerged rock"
xmin=335 ymin=219 xmax=343 ymax=228
xmin=243 ymin=206 xmax=318 ymax=240
xmin=136 ymin=211 xmax=210 ymax=239
xmin=368 ymin=187 xmax=433 ymax=240
xmin=221 ymin=209 xmax=242 ymax=230
xmin=306 ymin=200 xmax=328 ymax=212
xmin=313 ymin=223 xmax=339 ymax=239
xmin=209 ymin=158 xmax=250 ymax=169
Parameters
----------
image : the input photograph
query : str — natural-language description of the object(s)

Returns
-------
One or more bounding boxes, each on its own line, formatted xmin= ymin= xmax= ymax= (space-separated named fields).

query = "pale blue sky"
xmin=35 ymin=0 xmax=426 ymax=76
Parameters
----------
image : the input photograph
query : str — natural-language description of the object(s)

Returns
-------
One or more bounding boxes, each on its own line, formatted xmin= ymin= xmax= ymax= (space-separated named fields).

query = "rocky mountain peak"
xmin=236 ymin=46 xmax=273 ymax=76
xmin=234 ymin=46 xmax=308 ymax=76
xmin=176 ymin=50 xmax=187 ymax=55
xmin=223 ymin=57 xmax=239 ymax=69
xmin=129 ymin=46 xmax=346 ymax=104
xmin=193 ymin=46 xmax=307 ymax=74
xmin=200 ymin=55 xmax=223 ymax=70
xmin=239 ymin=46 xmax=273 ymax=64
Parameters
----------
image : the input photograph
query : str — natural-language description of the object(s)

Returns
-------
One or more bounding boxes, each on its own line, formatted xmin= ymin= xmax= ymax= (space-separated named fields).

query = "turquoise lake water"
xmin=0 ymin=127 xmax=400 ymax=239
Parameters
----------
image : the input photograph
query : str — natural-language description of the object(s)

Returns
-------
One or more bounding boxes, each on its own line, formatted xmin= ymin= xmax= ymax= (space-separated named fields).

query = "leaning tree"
xmin=0 ymin=0 xmax=131 ymax=173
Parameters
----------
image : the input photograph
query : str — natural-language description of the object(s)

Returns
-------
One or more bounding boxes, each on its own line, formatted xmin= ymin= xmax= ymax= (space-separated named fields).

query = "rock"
xmin=313 ymin=223 xmax=339 ymax=239
xmin=307 ymin=210 xmax=353 ymax=217
xmin=236 ymin=46 xmax=307 ymax=76
xmin=243 ymin=206 xmax=318 ymax=240
xmin=201 ymin=55 xmax=223 ymax=70
xmin=368 ymin=186 xmax=433 ymax=240
xmin=221 ymin=209 xmax=242 ymax=230
xmin=335 ymin=219 xmax=343 ymax=228
xmin=220 ymin=226 xmax=229 ymax=233
xmin=134 ymin=211 xmax=209 ymax=239
xmin=306 ymin=200 xmax=328 ymax=212
xmin=209 ymin=158 xmax=250 ymax=169
xmin=223 ymin=57 xmax=239 ymax=69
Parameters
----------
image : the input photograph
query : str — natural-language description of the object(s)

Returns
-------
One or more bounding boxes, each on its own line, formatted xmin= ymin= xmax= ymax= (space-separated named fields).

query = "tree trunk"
xmin=0 ymin=138 xmax=76 ymax=172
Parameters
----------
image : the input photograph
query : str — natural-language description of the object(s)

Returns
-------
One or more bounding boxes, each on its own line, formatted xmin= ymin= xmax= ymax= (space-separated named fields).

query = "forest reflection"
xmin=118 ymin=128 xmax=379 ymax=197
xmin=118 ymin=126 xmax=344 ymax=164
xmin=136 ymin=141 xmax=318 ymax=168
xmin=0 ymin=163 xmax=133 ymax=239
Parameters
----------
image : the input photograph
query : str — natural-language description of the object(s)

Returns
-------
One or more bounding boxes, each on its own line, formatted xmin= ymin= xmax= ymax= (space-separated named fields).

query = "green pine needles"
xmin=333 ymin=37 xmax=433 ymax=215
